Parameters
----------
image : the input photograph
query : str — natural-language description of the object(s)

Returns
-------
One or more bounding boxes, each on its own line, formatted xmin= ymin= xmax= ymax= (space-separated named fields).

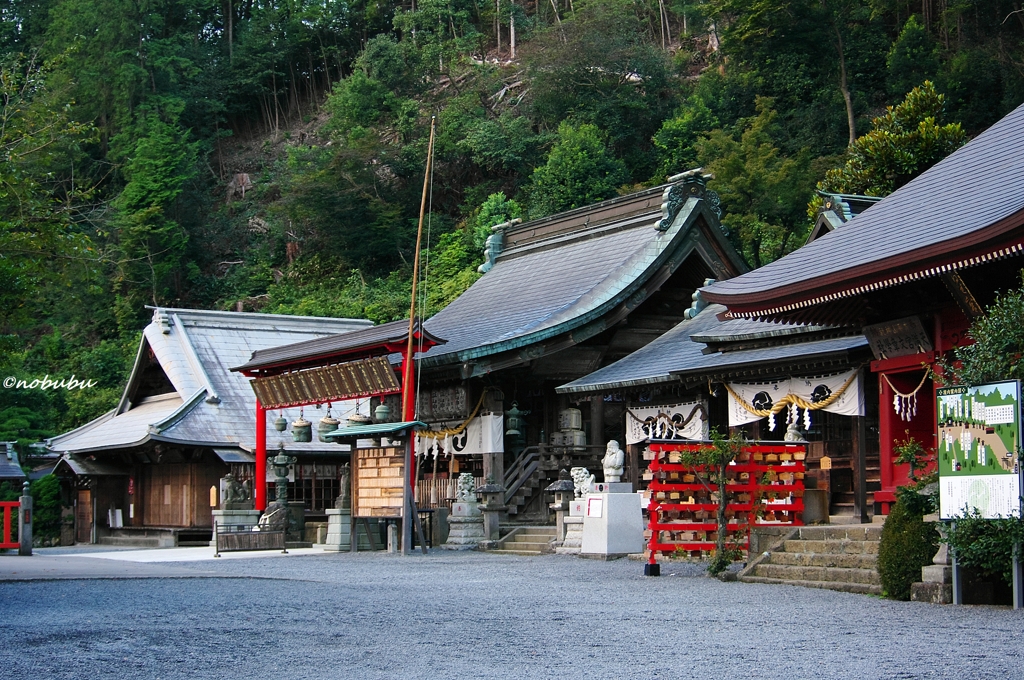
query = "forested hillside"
xmin=2 ymin=0 xmax=1023 ymax=444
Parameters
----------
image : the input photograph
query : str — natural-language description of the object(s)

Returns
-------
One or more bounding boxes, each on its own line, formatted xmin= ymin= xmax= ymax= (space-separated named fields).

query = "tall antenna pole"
xmin=402 ymin=116 xmax=436 ymax=422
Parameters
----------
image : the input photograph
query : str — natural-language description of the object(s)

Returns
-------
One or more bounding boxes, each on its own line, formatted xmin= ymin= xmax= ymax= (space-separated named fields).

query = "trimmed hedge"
xmin=877 ymin=500 xmax=939 ymax=600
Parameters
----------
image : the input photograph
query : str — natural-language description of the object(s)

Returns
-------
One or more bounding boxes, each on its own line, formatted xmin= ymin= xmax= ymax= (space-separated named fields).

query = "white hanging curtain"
xmin=727 ymin=370 xmax=864 ymax=430
xmin=625 ymin=402 xmax=707 ymax=445
xmin=416 ymin=414 xmax=504 ymax=456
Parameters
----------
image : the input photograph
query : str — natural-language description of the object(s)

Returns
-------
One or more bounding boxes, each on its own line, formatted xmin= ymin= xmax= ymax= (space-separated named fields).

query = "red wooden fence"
xmin=1 ymin=500 xmax=20 ymax=549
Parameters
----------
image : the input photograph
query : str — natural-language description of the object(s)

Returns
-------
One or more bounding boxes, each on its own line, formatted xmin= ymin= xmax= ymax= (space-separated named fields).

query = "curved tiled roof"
xmin=422 ymin=181 xmax=743 ymax=367
xmin=557 ymin=305 xmax=867 ymax=394
xmin=703 ymin=101 xmax=1024 ymax=316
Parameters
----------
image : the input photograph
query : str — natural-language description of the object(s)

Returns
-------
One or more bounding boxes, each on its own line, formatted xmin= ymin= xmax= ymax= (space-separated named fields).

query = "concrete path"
xmin=3 ymin=551 xmax=1023 ymax=679
xmin=0 ymin=544 xmax=328 ymax=579
xmin=0 ymin=554 xmax=224 ymax=581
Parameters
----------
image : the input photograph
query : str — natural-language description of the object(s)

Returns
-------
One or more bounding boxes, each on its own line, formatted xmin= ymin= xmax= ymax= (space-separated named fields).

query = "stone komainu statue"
xmin=570 ymin=467 xmax=594 ymax=499
xmin=222 ymin=473 xmax=249 ymax=505
xmin=455 ymin=472 xmax=477 ymax=502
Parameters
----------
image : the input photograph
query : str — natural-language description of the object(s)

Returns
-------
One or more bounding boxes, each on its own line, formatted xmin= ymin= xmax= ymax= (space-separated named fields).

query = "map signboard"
xmin=937 ymin=381 xmax=1023 ymax=520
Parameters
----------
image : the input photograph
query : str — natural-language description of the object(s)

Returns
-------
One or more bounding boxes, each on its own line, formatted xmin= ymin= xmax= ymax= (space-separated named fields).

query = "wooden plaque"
xmin=352 ymin=446 xmax=405 ymax=518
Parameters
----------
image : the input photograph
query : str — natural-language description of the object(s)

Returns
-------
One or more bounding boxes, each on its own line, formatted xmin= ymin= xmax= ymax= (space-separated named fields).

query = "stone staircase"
xmin=506 ymin=466 xmax=546 ymax=519
xmin=739 ymin=525 xmax=883 ymax=595
xmin=97 ymin=527 xmax=212 ymax=548
xmin=486 ymin=526 xmax=557 ymax=556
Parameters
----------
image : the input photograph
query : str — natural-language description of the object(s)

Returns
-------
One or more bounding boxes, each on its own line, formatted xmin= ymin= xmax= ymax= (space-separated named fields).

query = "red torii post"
xmin=255 ymin=398 xmax=267 ymax=511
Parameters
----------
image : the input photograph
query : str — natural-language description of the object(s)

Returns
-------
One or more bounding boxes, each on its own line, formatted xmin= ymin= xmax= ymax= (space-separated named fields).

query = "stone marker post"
xmin=18 ymin=481 xmax=32 ymax=556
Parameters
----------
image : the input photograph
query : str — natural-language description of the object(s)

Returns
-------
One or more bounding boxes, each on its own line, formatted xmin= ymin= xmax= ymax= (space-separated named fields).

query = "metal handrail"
xmin=502 ymin=444 xmax=607 ymax=507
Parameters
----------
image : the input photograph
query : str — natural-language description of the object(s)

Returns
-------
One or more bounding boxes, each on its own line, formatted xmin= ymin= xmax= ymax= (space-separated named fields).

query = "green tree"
xmin=0 ymin=53 xmax=97 ymax=331
xmin=677 ymin=428 xmax=746 ymax=576
xmin=885 ymin=15 xmax=938 ymax=98
xmin=877 ymin=496 xmax=939 ymax=600
xmin=698 ymin=99 xmax=815 ymax=268
xmin=653 ymin=95 xmax=719 ymax=179
xmin=946 ymin=278 xmax=1024 ymax=387
xmin=110 ymin=100 xmax=199 ymax=306
xmin=524 ymin=0 xmax=678 ymax=179
xmin=815 ymin=81 xmax=965 ymax=198
xmin=528 ymin=121 xmax=628 ymax=218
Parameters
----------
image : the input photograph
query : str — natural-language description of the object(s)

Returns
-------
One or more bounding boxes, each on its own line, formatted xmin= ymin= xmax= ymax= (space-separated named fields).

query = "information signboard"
xmin=937 ymin=381 xmax=1023 ymax=520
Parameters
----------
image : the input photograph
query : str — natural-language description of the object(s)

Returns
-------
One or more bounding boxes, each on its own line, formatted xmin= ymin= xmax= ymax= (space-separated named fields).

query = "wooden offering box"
xmin=353 ymin=445 xmax=406 ymax=518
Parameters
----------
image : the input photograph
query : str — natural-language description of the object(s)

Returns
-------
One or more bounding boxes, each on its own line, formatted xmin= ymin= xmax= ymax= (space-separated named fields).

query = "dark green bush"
xmin=878 ymin=499 xmax=939 ymax=600
xmin=30 ymin=475 xmax=63 ymax=540
xmin=945 ymin=510 xmax=1024 ymax=588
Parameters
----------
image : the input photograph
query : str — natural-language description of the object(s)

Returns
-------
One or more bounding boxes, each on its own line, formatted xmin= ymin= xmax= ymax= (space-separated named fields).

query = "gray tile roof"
xmin=233 ymin=318 xmax=443 ymax=373
xmin=422 ymin=183 xmax=742 ymax=366
xmin=557 ymin=305 xmax=868 ymax=394
xmin=48 ymin=308 xmax=374 ymax=455
xmin=704 ymin=101 xmax=1024 ymax=305
xmin=0 ymin=443 xmax=25 ymax=480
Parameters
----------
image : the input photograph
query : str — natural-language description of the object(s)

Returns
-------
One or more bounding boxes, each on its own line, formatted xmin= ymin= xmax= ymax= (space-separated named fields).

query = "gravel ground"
xmin=1 ymin=551 xmax=1022 ymax=680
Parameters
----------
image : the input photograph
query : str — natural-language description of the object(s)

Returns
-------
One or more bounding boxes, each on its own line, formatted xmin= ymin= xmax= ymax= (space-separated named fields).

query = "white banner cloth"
xmin=418 ymin=415 xmax=504 ymax=456
xmin=626 ymin=402 xmax=707 ymax=445
xmin=727 ymin=370 xmax=864 ymax=429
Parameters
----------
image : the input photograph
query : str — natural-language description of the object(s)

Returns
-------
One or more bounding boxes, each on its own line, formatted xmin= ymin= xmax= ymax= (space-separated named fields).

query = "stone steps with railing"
xmin=503 ymin=445 xmax=606 ymax=518
xmin=486 ymin=526 xmax=557 ymax=555
xmin=739 ymin=525 xmax=883 ymax=595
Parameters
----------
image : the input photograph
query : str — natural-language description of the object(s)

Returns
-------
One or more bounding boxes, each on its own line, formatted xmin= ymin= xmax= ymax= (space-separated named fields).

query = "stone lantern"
xmin=545 ymin=469 xmax=575 ymax=545
xmin=504 ymin=402 xmax=526 ymax=436
xmin=270 ymin=443 xmax=296 ymax=503
xmin=476 ymin=477 xmax=506 ymax=543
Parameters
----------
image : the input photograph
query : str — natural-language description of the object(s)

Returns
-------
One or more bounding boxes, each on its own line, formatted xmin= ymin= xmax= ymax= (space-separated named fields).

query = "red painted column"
xmin=401 ymin=348 xmax=416 ymax=423
xmin=255 ymin=399 xmax=267 ymax=511
xmin=401 ymin=349 xmax=417 ymax=487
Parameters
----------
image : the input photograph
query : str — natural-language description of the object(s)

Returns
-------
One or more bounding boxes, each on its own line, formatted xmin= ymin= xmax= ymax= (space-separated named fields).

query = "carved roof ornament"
xmin=657 ymin=168 xmax=715 ymax=231
xmin=478 ymin=217 xmax=522 ymax=273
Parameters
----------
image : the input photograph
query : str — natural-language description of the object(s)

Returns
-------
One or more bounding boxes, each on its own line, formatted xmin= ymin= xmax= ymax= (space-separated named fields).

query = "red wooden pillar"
xmin=873 ymin=359 xmax=936 ymax=513
xmin=255 ymin=399 xmax=267 ymax=511
xmin=401 ymin=349 xmax=416 ymax=487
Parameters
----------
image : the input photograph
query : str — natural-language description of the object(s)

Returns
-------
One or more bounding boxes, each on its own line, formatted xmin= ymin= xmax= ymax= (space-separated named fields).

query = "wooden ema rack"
xmin=644 ymin=442 xmax=806 ymax=558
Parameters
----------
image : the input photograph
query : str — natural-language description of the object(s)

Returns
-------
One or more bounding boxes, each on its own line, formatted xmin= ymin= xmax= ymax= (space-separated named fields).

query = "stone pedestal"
xmin=441 ymin=501 xmax=485 ymax=550
xmin=911 ymin=514 xmax=953 ymax=604
xmin=210 ymin=509 xmax=261 ymax=545
xmin=324 ymin=509 xmax=378 ymax=551
xmin=476 ymin=483 xmax=506 ymax=542
xmin=557 ymin=516 xmax=584 ymax=554
xmin=580 ymin=490 xmax=644 ymax=558
xmin=801 ymin=489 xmax=829 ymax=525
xmin=556 ymin=500 xmax=586 ymax=555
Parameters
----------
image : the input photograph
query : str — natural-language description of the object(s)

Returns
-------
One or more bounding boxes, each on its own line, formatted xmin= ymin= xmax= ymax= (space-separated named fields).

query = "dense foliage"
xmin=877 ymin=496 xmax=940 ymax=600
xmin=947 ymin=278 xmax=1024 ymax=386
xmin=3 ymin=0 xmax=1024 ymax=450
xmin=944 ymin=510 xmax=1024 ymax=588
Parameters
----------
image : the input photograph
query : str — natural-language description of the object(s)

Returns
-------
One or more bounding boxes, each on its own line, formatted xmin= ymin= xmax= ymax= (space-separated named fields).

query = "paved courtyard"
xmin=1 ymin=548 xmax=1022 ymax=679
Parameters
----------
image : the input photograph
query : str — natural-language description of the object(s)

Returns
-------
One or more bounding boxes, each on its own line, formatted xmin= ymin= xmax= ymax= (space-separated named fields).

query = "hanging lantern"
xmin=292 ymin=409 xmax=312 ymax=443
xmin=273 ymin=413 xmax=288 ymax=432
xmin=347 ymin=412 xmax=372 ymax=428
xmin=505 ymin=402 xmax=524 ymax=436
xmin=318 ymin=406 xmax=339 ymax=442
xmin=374 ymin=402 xmax=391 ymax=423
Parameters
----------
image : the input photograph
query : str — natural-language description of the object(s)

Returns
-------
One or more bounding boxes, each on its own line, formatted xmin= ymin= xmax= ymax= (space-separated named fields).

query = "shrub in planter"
xmin=878 ymin=498 xmax=939 ymax=600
